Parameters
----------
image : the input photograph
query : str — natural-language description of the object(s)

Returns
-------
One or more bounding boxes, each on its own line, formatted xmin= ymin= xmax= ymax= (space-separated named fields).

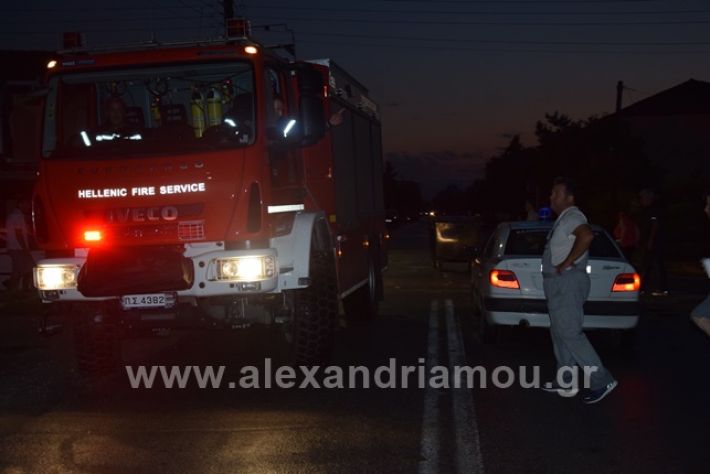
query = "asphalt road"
xmin=1 ymin=219 xmax=708 ymax=473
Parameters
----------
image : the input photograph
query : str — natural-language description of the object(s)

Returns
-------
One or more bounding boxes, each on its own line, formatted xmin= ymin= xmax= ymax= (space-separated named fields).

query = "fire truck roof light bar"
xmin=267 ymin=204 xmax=305 ymax=214
xmin=56 ymin=37 xmax=256 ymax=55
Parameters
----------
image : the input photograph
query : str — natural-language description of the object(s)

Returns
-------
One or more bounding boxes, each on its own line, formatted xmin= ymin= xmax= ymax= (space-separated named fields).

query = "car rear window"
xmin=504 ymin=229 xmax=622 ymax=259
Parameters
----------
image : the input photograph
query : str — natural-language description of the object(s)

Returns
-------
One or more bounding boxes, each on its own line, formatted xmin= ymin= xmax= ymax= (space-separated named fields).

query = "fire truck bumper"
xmin=33 ymin=246 xmax=292 ymax=303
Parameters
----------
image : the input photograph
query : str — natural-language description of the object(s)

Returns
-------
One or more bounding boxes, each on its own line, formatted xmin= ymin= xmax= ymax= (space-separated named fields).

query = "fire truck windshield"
xmin=42 ymin=61 xmax=255 ymax=159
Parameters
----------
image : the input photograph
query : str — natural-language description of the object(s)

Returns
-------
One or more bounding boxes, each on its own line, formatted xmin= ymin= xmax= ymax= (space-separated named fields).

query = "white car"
xmin=471 ymin=221 xmax=640 ymax=343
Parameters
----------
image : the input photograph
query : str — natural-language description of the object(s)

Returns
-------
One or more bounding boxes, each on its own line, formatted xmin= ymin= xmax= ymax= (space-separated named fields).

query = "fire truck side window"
xmin=265 ymin=68 xmax=284 ymax=125
xmin=266 ymin=67 xmax=303 ymax=188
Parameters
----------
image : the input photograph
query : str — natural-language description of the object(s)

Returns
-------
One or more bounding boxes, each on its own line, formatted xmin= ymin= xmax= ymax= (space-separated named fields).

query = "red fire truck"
xmin=31 ymin=33 xmax=386 ymax=375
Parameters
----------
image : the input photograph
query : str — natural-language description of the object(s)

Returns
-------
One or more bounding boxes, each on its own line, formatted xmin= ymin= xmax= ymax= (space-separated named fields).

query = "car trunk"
xmin=498 ymin=228 xmax=635 ymax=301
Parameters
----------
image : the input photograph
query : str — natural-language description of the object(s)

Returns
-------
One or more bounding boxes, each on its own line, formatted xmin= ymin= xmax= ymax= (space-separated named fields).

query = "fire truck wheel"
xmin=343 ymin=251 xmax=379 ymax=321
xmin=73 ymin=304 xmax=122 ymax=377
xmin=291 ymin=242 xmax=338 ymax=365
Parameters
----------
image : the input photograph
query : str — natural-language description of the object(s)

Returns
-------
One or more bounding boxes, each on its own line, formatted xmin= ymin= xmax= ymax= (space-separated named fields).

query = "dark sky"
xmin=3 ymin=0 xmax=710 ymax=196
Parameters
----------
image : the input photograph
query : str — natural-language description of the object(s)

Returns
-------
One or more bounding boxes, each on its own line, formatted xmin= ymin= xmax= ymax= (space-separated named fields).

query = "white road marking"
xmin=419 ymin=300 xmax=440 ymax=474
xmin=446 ymin=298 xmax=484 ymax=474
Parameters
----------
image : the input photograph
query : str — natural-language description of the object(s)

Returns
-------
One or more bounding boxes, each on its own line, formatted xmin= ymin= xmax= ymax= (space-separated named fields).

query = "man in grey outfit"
xmin=541 ymin=177 xmax=618 ymax=404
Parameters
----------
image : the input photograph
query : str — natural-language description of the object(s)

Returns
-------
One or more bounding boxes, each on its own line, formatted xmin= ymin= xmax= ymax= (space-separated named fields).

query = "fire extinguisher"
xmin=150 ymin=96 xmax=161 ymax=126
xmin=191 ymin=89 xmax=205 ymax=138
xmin=221 ymin=82 xmax=233 ymax=109
xmin=206 ymin=88 xmax=222 ymax=128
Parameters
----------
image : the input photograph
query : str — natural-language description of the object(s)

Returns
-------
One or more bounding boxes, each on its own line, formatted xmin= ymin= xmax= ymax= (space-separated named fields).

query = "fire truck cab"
xmin=32 ymin=36 xmax=386 ymax=375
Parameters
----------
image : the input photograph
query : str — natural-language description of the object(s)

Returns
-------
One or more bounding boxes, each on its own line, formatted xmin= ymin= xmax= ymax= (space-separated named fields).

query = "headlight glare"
xmin=216 ymin=256 xmax=275 ymax=281
xmin=34 ymin=265 xmax=79 ymax=290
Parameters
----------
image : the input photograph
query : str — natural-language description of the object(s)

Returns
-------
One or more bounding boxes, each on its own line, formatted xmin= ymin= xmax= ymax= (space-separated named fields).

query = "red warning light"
xmin=84 ymin=230 xmax=103 ymax=242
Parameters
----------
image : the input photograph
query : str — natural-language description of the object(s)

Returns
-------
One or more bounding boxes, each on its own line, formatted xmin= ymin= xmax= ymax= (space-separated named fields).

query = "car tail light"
xmin=612 ymin=273 xmax=641 ymax=292
xmin=490 ymin=269 xmax=520 ymax=289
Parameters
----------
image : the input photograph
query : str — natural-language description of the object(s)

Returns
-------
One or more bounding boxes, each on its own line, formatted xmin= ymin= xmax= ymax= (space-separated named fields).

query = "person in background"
xmin=4 ymin=198 xmax=35 ymax=291
xmin=525 ymin=200 xmax=540 ymax=221
xmin=221 ymin=92 xmax=255 ymax=142
xmin=267 ymin=95 xmax=344 ymax=139
xmin=102 ymin=96 xmax=128 ymax=133
xmin=613 ymin=209 xmax=639 ymax=261
xmin=272 ymin=95 xmax=286 ymax=119
xmin=639 ymin=189 xmax=669 ymax=296
xmin=690 ymin=189 xmax=710 ymax=337
xmin=266 ymin=95 xmax=291 ymax=140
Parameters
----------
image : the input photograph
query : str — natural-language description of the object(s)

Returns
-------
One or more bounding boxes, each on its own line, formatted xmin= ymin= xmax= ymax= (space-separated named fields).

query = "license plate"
xmin=121 ymin=293 xmax=175 ymax=309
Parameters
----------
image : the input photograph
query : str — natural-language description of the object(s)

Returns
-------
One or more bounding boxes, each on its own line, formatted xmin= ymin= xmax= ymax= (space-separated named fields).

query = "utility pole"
xmin=224 ymin=0 xmax=234 ymax=21
xmin=616 ymin=80 xmax=624 ymax=113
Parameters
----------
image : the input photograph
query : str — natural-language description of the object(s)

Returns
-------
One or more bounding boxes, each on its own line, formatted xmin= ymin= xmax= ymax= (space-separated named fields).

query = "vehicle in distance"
xmin=431 ymin=216 xmax=482 ymax=270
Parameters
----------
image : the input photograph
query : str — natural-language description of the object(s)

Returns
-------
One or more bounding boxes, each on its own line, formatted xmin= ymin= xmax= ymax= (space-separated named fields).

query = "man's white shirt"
xmin=549 ymin=206 xmax=588 ymax=266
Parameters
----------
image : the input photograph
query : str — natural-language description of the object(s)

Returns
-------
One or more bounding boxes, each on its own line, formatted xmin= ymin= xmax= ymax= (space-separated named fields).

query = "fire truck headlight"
xmin=216 ymin=256 xmax=276 ymax=281
xmin=34 ymin=264 xmax=79 ymax=290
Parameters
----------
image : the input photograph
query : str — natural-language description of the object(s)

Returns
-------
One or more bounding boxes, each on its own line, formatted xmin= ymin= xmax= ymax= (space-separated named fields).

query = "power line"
xmin=0 ymin=25 xmax=221 ymax=35
xmin=295 ymin=38 xmax=710 ymax=55
xmin=10 ymin=13 xmax=709 ymax=27
xmin=172 ymin=0 xmax=222 ymax=36
xmin=2 ymin=5 xmax=207 ymax=12
xmin=294 ymin=31 xmax=710 ymax=46
xmin=5 ymin=4 xmax=709 ymax=17
xmin=196 ymin=0 xmax=221 ymax=12
xmin=0 ymin=16 xmax=219 ymax=25
xmin=8 ymin=25 xmax=698 ymax=45
xmin=381 ymin=0 xmax=658 ymax=3
xmin=174 ymin=0 xmax=212 ymax=18
xmin=241 ymin=5 xmax=710 ymax=16
xmin=248 ymin=15 xmax=710 ymax=27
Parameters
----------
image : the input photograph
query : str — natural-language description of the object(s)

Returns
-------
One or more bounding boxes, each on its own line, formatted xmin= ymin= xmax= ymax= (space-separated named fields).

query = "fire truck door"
xmin=265 ymin=68 xmax=303 ymax=200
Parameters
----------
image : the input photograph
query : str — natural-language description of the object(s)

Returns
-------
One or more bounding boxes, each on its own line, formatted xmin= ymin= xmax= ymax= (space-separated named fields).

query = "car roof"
xmin=502 ymin=220 xmax=606 ymax=231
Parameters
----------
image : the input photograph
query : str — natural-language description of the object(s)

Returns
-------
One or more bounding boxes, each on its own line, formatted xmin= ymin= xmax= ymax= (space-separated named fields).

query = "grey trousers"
xmin=543 ymin=270 xmax=614 ymax=390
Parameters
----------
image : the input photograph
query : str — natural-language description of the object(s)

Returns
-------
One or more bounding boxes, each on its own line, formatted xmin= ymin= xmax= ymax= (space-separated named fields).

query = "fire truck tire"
xmin=343 ymin=249 xmax=380 ymax=321
xmin=73 ymin=305 xmax=122 ymax=377
xmin=291 ymin=240 xmax=338 ymax=365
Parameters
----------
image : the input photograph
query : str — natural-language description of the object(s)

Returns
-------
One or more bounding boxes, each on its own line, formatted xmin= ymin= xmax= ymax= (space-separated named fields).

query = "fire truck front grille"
xmin=78 ymin=246 xmax=194 ymax=297
xmin=178 ymin=220 xmax=205 ymax=241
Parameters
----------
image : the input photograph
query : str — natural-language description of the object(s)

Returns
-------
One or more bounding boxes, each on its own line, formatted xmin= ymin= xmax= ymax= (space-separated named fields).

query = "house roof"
xmin=618 ymin=79 xmax=710 ymax=117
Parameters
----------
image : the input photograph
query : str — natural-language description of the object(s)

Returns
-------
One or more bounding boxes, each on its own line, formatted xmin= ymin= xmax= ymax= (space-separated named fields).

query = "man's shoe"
xmin=541 ymin=381 xmax=579 ymax=397
xmin=583 ymin=380 xmax=618 ymax=404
